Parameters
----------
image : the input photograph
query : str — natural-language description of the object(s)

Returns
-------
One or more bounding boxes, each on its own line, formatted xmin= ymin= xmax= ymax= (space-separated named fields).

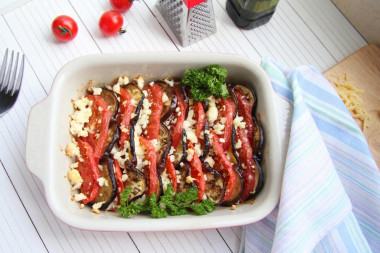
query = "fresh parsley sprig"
xmin=182 ymin=64 xmax=229 ymax=102
xmin=117 ymin=184 xmax=216 ymax=218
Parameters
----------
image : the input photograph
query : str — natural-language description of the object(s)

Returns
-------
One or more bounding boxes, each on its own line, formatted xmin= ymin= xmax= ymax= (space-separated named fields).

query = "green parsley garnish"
xmin=182 ymin=64 xmax=229 ymax=102
xmin=117 ymin=184 xmax=216 ymax=218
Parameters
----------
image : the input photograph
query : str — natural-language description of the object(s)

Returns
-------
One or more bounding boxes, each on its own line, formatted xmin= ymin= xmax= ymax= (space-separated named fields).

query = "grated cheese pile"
xmin=328 ymin=74 xmax=370 ymax=131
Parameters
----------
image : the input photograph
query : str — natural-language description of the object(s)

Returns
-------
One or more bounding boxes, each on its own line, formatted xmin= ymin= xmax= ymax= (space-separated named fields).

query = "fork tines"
xmin=0 ymin=48 xmax=25 ymax=96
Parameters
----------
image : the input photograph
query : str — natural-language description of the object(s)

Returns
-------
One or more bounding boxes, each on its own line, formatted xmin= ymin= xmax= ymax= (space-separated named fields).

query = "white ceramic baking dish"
xmin=26 ymin=52 xmax=282 ymax=231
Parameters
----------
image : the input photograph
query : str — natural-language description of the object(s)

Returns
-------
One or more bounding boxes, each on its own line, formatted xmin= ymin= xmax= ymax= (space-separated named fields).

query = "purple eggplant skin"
xmin=231 ymin=126 xmax=241 ymax=166
xmin=155 ymin=80 xmax=178 ymax=123
xmin=124 ymin=161 xmax=147 ymax=202
xmin=252 ymin=116 xmax=264 ymax=164
xmin=227 ymin=85 xmax=239 ymax=118
xmin=129 ymin=90 xmax=145 ymax=166
xmin=232 ymin=83 xmax=258 ymax=114
xmin=221 ymin=166 xmax=244 ymax=207
xmin=90 ymin=156 xmax=117 ymax=210
xmin=100 ymin=88 xmax=119 ymax=120
xmin=103 ymin=121 xmax=120 ymax=158
xmin=176 ymin=161 xmax=197 ymax=194
xmin=157 ymin=123 xmax=173 ymax=173
xmin=251 ymin=158 xmax=264 ymax=199
xmin=203 ymin=162 xmax=225 ymax=205
xmin=199 ymin=119 xmax=210 ymax=162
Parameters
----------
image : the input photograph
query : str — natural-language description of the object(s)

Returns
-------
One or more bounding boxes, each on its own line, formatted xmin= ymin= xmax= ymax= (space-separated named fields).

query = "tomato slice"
xmin=165 ymin=156 xmax=178 ymax=192
xmin=139 ymin=136 xmax=159 ymax=197
xmin=76 ymin=139 xmax=100 ymax=204
xmin=81 ymin=95 xmax=112 ymax=163
xmin=117 ymin=87 xmax=135 ymax=149
xmin=170 ymin=86 xmax=187 ymax=149
xmin=236 ymin=127 xmax=256 ymax=201
xmin=235 ymin=89 xmax=254 ymax=145
xmin=187 ymin=141 xmax=206 ymax=201
xmin=218 ymin=97 xmax=235 ymax=151
xmin=143 ymin=83 xmax=163 ymax=140
xmin=210 ymin=130 xmax=236 ymax=202
xmin=193 ymin=102 xmax=206 ymax=142
xmin=113 ymin=159 xmax=124 ymax=204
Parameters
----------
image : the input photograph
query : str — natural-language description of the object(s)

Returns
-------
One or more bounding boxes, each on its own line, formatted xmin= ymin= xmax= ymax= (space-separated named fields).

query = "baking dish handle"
xmin=26 ymin=97 xmax=52 ymax=182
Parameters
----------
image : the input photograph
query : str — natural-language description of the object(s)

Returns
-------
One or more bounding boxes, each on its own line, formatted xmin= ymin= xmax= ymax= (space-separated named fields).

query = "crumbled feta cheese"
xmin=183 ymin=108 xmax=198 ymax=144
xmin=118 ymin=75 xmax=129 ymax=85
xmin=204 ymin=156 xmax=215 ymax=167
xmin=213 ymin=123 xmax=225 ymax=135
xmin=69 ymin=162 xmax=79 ymax=169
xmin=73 ymin=193 xmax=87 ymax=202
xmin=67 ymin=169 xmax=83 ymax=190
xmin=162 ymin=93 xmax=169 ymax=103
xmin=164 ymin=78 xmax=174 ymax=86
xmin=186 ymin=175 xmax=196 ymax=183
xmin=186 ymin=148 xmax=195 ymax=161
xmin=92 ymin=201 xmax=105 ymax=211
xmin=235 ymin=139 xmax=242 ymax=149
xmin=92 ymin=87 xmax=102 ymax=95
xmin=207 ymin=96 xmax=218 ymax=125
xmin=69 ymin=96 xmax=93 ymax=137
xmin=135 ymin=75 xmax=144 ymax=89
xmin=233 ymin=116 xmax=246 ymax=129
xmin=122 ymin=174 xmax=128 ymax=182
xmin=113 ymin=84 xmax=121 ymax=94
xmin=97 ymin=177 xmax=107 ymax=187
xmin=65 ymin=142 xmax=80 ymax=157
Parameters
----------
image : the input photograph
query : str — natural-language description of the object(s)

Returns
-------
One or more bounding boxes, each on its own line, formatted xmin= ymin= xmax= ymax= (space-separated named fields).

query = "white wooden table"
xmin=0 ymin=0 xmax=366 ymax=252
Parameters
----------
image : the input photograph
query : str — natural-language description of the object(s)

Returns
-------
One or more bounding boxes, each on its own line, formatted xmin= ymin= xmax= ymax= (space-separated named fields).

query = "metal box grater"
xmin=157 ymin=0 xmax=217 ymax=47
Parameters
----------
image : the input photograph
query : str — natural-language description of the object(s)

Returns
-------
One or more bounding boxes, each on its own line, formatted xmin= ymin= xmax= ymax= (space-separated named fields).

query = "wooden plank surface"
xmin=324 ymin=45 xmax=380 ymax=169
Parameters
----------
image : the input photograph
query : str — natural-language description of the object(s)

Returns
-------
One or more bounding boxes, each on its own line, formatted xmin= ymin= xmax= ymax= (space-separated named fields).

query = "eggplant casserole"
xmin=65 ymin=66 xmax=264 ymax=216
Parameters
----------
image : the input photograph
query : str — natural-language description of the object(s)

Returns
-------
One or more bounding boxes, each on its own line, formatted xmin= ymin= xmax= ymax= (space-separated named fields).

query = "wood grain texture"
xmin=324 ymin=45 xmax=380 ymax=169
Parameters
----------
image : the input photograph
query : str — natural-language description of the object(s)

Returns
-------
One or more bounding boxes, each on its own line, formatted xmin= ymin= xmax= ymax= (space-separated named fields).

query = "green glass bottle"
xmin=226 ymin=0 xmax=279 ymax=29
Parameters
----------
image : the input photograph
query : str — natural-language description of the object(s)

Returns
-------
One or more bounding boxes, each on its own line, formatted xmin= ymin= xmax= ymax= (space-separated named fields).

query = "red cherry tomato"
xmin=110 ymin=0 xmax=134 ymax=12
xmin=51 ymin=15 xmax=78 ymax=42
xmin=99 ymin=10 xmax=125 ymax=36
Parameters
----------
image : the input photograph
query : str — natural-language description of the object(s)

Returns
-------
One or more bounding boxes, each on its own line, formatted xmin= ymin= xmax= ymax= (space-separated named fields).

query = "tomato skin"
xmin=117 ymin=87 xmax=135 ymax=149
xmin=51 ymin=15 xmax=78 ymax=42
xmin=165 ymin=157 xmax=178 ymax=192
xmin=113 ymin=159 xmax=124 ymax=205
xmin=218 ymin=98 xmax=234 ymax=151
xmin=193 ymin=102 xmax=206 ymax=142
xmin=76 ymin=139 xmax=100 ymax=204
xmin=110 ymin=0 xmax=133 ymax=12
xmin=235 ymin=89 xmax=254 ymax=145
xmin=143 ymin=83 xmax=164 ymax=140
xmin=139 ymin=136 xmax=159 ymax=197
xmin=236 ymin=127 xmax=256 ymax=202
xmin=210 ymin=130 xmax=236 ymax=202
xmin=170 ymin=87 xmax=187 ymax=149
xmin=187 ymin=141 xmax=205 ymax=202
xmin=99 ymin=10 xmax=124 ymax=36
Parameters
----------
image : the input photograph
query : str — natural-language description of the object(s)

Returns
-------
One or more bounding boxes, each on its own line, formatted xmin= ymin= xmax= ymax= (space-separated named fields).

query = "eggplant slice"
xmin=156 ymin=81 xmax=177 ymax=122
xmin=124 ymin=161 xmax=147 ymax=202
xmin=157 ymin=124 xmax=172 ymax=172
xmin=251 ymin=159 xmax=264 ymax=198
xmin=129 ymin=88 xmax=145 ymax=166
xmin=222 ymin=166 xmax=243 ymax=206
xmin=233 ymin=84 xmax=258 ymax=114
xmin=176 ymin=161 xmax=197 ymax=193
xmin=103 ymin=121 xmax=120 ymax=158
xmin=90 ymin=156 xmax=117 ymax=210
xmin=252 ymin=117 xmax=264 ymax=164
xmin=100 ymin=89 xmax=119 ymax=119
xmin=203 ymin=162 xmax=225 ymax=205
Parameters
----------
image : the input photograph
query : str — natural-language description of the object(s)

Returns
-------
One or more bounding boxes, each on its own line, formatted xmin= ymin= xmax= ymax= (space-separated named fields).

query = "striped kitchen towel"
xmin=241 ymin=57 xmax=380 ymax=252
